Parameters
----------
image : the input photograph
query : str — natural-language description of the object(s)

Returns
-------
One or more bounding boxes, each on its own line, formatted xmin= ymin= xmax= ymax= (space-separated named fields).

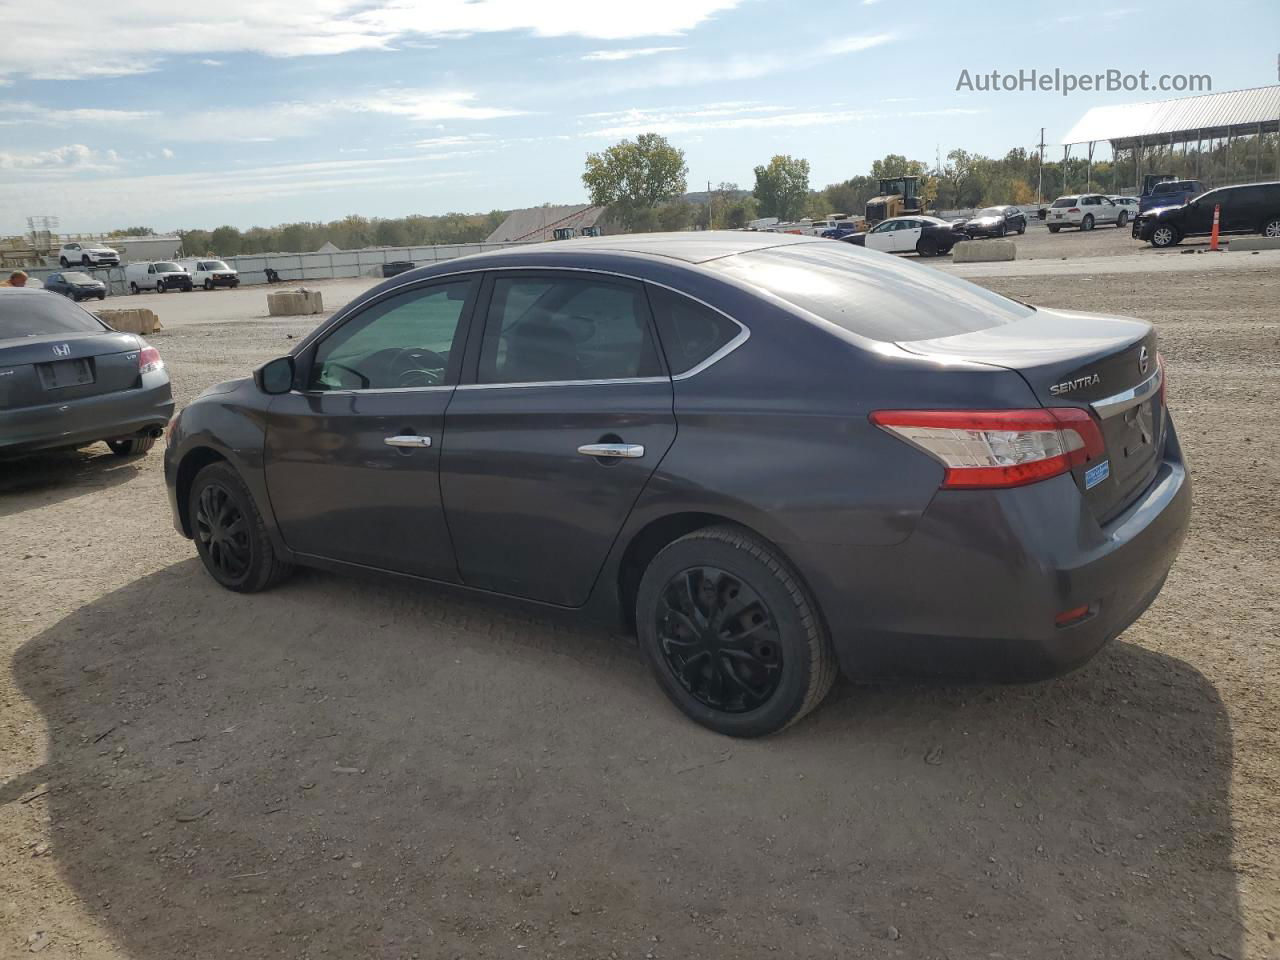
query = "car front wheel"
xmin=1117 ymin=211 xmax=1129 ymax=227
xmin=189 ymin=462 xmax=294 ymax=593
xmin=1151 ymin=225 xmax=1181 ymax=248
xmin=1263 ymin=217 xmax=1280 ymax=238
xmin=636 ymin=525 xmax=836 ymax=737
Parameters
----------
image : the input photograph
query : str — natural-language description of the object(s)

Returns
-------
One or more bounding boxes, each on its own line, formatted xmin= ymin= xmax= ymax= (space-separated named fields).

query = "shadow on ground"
xmin=0 ymin=446 xmax=143 ymax=518
xmin=11 ymin=561 xmax=1241 ymax=959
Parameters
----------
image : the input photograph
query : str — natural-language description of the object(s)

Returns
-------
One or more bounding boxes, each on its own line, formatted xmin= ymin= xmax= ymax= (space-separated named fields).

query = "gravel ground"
xmin=2 ymin=256 xmax=1277 ymax=960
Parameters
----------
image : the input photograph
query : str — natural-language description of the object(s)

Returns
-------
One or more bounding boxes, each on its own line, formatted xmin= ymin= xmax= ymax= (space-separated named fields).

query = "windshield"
xmin=63 ymin=272 xmax=95 ymax=283
xmin=204 ymin=261 xmax=231 ymax=271
xmin=0 ymin=294 xmax=107 ymax=337
xmin=706 ymin=242 xmax=1033 ymax=343
xmin=155 ymin=262 xmax=183 ymax=272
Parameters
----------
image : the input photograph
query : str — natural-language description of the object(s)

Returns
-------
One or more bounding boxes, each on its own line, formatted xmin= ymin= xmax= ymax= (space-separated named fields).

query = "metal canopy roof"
xmin=1062 ymin=85 xmax=1280 ymax=147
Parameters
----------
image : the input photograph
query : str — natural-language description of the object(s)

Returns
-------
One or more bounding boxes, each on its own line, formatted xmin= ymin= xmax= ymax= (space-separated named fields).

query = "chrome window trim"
xmin=1090 ymin=365 xmax=1162 ymax=419
xmin=293 ymin=384 xmax=455 ymax=397
xmin=297 ymin=264 xmax=750 ymax=388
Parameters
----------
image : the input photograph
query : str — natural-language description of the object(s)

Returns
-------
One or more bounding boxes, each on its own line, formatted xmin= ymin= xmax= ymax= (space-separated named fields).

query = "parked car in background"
xmin=1047 ymin=194 xmax=1130 ymax=232
xmin=1 ymin=288 xmax=172 ymax=458
xmin=1138 ymin=179 xmax=1204 ymax=214
xmin=178 ymin=258 xmax=240 ymax=290
xmin=842 ymin=216 xmax=966 ymax=256
xmin=126 ymin=261 xmax=193 ymax=294
xmin=959 ymin=205 xmax=1027 ymax=238
xmin=1133 ymin=181 xmax=1280 ymax=247
xmin=1108 ymin=196 xmax=1140 ymax=218
xmin=59 ymin=242 xmax=119 ymax=268
xmin=42 ymin=271 xmax=107 ymax=301
xmin=164 ymin=232 xmax=1189 ymax=737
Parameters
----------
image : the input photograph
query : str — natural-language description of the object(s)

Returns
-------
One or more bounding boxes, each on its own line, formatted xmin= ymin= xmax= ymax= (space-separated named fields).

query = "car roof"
xmin=468 ymin=230 xmax=819 ymax=265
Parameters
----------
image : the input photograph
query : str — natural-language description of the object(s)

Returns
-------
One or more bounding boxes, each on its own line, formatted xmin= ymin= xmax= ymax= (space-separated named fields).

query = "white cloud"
xmin=199 ymin=58 xmax=225 ymax=66
xmin=0 ymin=100 xmax=156 ymax=123
xmin=0 ymin=1 xmax=745 ymax=80
xmin=581 ymin=46 xmax=684 ymax=61
xmin=0 ymin=143 xmax=120 ymax=172
xmin=161 ymin=147 xmax=175 ymax=158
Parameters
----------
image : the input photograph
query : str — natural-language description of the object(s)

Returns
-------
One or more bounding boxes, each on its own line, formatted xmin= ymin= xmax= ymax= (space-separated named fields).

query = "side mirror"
xmin=255 ymin=356 xmax=296 ymax=395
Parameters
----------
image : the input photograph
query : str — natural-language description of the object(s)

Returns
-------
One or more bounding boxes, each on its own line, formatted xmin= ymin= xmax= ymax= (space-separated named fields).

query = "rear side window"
xmin=0 ymin=294 xmax=106 ymax=337
xmin=646 ymin=285 xmax=741 ymax=375
xmin=478 ymin=275 xmax=662 ymax=384
xmin=706 ymin=242 xmax=1033 ymax=343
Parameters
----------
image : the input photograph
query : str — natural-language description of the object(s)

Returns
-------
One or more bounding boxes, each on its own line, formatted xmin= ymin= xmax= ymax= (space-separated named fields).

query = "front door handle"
xmin=577 ymin=443 xmax=644 ymax=459
xmin=384 ymin=434 xmax=432 ymax=448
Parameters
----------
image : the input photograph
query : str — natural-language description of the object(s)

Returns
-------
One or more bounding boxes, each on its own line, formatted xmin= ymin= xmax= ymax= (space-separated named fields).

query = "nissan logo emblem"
xmin=1139 ymin=346 xmax=1150 ymax=375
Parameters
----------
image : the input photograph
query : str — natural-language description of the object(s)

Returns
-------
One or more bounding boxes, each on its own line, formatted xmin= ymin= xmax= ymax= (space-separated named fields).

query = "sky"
xmin=1 ymin=0 xmax=1277 ymax=234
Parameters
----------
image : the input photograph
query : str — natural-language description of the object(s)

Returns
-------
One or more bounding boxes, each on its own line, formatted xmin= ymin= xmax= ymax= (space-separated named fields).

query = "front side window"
xmin=477 ymin=274 xmax=662 ymax=384
xmin=309 ymin=278 xmax=476 ymax=391
xmin=646 ymin=285 xmax=741 ymax=376
xmin=870 ymin=221 xmax=894 ymax=234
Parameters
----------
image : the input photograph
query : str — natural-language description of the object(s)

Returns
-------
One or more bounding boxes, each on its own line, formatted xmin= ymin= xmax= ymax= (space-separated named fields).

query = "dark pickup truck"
xmin=1138 ymin=177 xmax=1204 ymax=214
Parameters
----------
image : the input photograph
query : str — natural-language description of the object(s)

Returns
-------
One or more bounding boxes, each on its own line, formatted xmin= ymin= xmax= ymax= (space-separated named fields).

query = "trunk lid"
xmin=0 ymin=331 xmax=144 ymax=411
xmin=898 ymin=307 xmax=1164 ymax=523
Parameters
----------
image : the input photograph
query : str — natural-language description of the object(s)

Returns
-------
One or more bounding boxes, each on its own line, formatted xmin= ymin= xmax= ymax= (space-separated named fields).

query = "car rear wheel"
xmin=189 ymin=462 xmax=294 ymax=593
xmin=1081 ymin=214 xmax=1095 ymax=231
xmin=1151 ymin=225 xmax=1181 ymax=248
xmin=59 ymin=257 xmax=69 ymax=268
xmin=129 ymin=282 xmax=139 ymax=294
xmin=107 ymin=435 xmax=155 ymax=456
xmin=916 ymin=237 xmax=939 ymax=257
xmin=636 ymin=525 xmax=836 ymax=737
xmin=1048 ymin=225 xmax=1060 ymax=233
xmin=1263 ymin=217 xmax=1280 ymax=238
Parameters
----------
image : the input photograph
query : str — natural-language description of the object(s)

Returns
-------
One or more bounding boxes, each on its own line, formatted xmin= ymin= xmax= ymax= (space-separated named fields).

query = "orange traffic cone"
xmin=1209 ymin=203 xmax=1221 ymax=251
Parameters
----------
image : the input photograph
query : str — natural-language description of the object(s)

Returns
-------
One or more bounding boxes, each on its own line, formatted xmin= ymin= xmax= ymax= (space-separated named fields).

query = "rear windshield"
xmin=706 ymin=243 xmax=1033 ymax=343
xmin=1052 ymin=197 xmax=1077 ymax=207
xmin=0 ymin=293 xmax=107 ymax=338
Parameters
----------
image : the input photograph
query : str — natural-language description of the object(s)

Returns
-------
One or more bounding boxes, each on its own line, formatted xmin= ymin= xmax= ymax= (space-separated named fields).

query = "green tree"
xmin=208 ymin=225 xmax=243 ymax=256
xmin=110 ymin=226 xmax=156 ymax=237
xmin=375 ymin=219 xmax=409 ymax=247
xmin=752 ymin=155 xmax=811 ymax=220
xmin=582 ymin=133 xmax=688 ymax=229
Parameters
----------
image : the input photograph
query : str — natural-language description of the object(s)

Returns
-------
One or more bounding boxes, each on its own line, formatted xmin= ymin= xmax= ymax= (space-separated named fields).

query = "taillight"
xmin=138 ymin=345 xmax=163 ymax=374
xmin=870 ymin=408 xmax=1105 ymax=490
xmin=1068 ymin=207 xmax=1081 ymax=213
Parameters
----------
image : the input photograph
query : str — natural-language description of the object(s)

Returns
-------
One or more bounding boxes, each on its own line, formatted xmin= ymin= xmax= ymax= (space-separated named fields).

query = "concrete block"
xmin=1227 ymin=236 xmax=1280 ymax=251
xmin=952 ymin=239 xmax=1017 ymax=263
xmin=267 ymin=288 xmax=324 ymax=316
xmin=96 ymin=308 xmax=162 ymax=335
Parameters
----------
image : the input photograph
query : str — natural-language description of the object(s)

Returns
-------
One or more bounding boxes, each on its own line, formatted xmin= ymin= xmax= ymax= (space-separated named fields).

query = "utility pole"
xmin=1037 ymin=127 xmax=1045 ymax=207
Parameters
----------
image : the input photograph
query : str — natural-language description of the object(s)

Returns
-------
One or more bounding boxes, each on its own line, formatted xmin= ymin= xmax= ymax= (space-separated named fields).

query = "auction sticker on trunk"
xmin=1085 ymin=460 xmax=1111 ymax=490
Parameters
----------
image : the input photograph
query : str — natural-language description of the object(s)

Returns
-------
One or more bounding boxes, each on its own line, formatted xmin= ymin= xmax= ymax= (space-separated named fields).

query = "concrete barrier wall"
xmin=953 ymin=239 xmax=1017 ymax=263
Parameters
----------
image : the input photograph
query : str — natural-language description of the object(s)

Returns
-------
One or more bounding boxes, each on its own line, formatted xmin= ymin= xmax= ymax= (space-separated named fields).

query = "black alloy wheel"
xmin=195 ymin=481 xmax=251 ymax=583
xmin=655 ymin=566 xmax=784 ymax=714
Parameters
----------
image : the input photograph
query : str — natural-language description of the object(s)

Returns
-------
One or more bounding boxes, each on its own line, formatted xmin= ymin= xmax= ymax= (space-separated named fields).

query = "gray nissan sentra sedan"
xmin=164 ymin=232 xmax=1190 ymax=737
xmin=1 ymin=288 xmax=173 ymax=458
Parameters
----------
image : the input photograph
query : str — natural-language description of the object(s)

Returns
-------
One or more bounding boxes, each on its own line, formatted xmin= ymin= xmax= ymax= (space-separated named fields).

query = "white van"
xmin=125 ymin=261 xmax=193 ymax=294
xmin=177 ymin=258 xmax=240 ymax=290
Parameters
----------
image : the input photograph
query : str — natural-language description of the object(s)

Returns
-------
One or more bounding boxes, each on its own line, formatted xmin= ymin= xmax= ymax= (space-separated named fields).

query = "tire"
xmin=107 ymin=435 xmax=155 ymax=456
xmin=1081 ymin=214 xmax=1095 ymax=231
xmin=97 ymin=292 xmax=106 ymax=300
xmin=997 ymin=224 xmax=1007 ymax=237
xmin=59 ymin=257 xmax=69 ymax=268
xmin=916 ymin=237 xmax=938 ymax=257
xmin=1150 ymin=225 xmax=1181 ymax=248
xmin=1262 ymin=217 xmax=1280 ymax=238
xmin=1017 ymin=221 xmax=1026 ymax=235
xmin=1116 ymin=211 xmax=1128 ymax=228
xmin=189 ymin=462 xmax=294 ymax=593
xmin=204 ymin=278 xmax=213 ymax=290
xmin=156 ymin=281 xmax=165 ymax=294
xmin=81 ymin=255 xmax=91 ymax=267
xmin=1048 ymin=225 xmax=1060 ymax=233
xmin=129 ymin=282 xmax=139 ymax=294
xmin=635 ymin=525 xmax=836 ymax=737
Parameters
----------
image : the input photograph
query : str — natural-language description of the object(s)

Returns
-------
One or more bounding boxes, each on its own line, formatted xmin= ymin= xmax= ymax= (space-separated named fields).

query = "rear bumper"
xmin=788 ymin=421 xmax=1191 ymax=682
xmin=0 ymin=375 xmax=174 ymax=457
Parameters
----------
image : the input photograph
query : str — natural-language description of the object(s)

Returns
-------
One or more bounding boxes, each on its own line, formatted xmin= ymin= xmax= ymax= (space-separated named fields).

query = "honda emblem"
xmin=52 ymin=343 xmax=71 ymax=358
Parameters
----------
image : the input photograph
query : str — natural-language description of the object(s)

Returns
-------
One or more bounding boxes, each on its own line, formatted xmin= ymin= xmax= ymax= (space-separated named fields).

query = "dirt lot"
xmin=2 ymin=254 xmax=1278 ymax=960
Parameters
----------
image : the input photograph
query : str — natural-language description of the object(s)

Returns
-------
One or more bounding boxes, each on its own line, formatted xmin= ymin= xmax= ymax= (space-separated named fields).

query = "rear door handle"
xmin=384 ymin=435 xmax=432 ymax=448
xmin=577 ymin=443 xmax=644 ymax=459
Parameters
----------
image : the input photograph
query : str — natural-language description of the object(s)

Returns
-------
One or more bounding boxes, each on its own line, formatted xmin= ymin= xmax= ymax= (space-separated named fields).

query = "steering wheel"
xmin=388 ymin=346 xmax=448 ymax=388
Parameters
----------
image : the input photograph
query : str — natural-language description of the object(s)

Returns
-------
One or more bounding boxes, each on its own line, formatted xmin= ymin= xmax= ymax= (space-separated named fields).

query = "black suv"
xmin=1134 ymin=181 xmax=1280 ymax=247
